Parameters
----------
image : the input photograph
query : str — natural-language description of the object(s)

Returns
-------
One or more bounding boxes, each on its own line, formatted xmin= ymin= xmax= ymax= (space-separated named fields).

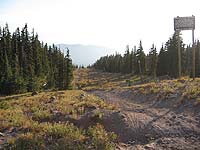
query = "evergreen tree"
xmin=165 ymin=33 xmax=184 ymax=78
xmin=132 ymin=46 xmax=138 ymax=74
xmin=136 ymin=41 xmax=146 ymax=74
xmin=65 ymin=48 xmax=73 ymax=89
xmin=123 ymin=45 xmax=131 ymax=73
xmin=0 ymin=24 xmax=73 ymax=95
xmin=93 ymin=32 xmax=197 ymax=80
xmin=157 ymin=45 xmax=167 ymax=76
xmin=148 ymin=44 xmax=157 ymax=79
xmin=195 ymin=41 xmax=200 ymax=76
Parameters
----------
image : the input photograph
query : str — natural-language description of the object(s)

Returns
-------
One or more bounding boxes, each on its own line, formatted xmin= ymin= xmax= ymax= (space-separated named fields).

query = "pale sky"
xmin=1 ymin=0 xmax=200 ymax=53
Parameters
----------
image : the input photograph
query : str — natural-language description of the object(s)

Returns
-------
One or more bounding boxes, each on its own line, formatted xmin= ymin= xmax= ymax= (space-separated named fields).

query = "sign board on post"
xmin=174 ymin=16 xmax=195 ymax=31
xmin=174 ymin=15 xmax=195 ymax=79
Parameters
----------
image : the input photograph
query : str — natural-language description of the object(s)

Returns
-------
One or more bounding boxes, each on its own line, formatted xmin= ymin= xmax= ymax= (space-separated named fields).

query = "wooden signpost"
xmin=174 ymin=16 xmax=195 ymax=79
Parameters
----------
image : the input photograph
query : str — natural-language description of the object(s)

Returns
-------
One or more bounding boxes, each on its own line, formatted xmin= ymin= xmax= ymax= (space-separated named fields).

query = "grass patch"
xmin=0 ymin=90 xmax=116 ymax=149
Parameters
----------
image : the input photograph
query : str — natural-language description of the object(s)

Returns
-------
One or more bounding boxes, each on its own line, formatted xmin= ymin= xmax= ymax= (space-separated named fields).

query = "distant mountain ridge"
xmin=57 ymin=44 xmax=113 ymax=66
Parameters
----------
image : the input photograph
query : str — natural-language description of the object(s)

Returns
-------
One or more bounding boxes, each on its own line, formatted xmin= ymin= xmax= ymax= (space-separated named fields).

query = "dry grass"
xmin=0 ymin=90 xmax=116 ymax=149
xmin=74 ymin=69 xmax=145 ymax=91
xmin=75 ymin=69 xmax=200 ymax=103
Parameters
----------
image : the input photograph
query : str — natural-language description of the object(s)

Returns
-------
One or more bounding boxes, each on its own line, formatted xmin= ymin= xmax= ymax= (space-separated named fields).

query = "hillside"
xmin=0 ymin=90 xmax=117 ymax=149
xmin=1 ymin=69 xmax=200 ymax=149
xmin=75 ymin=68 xmax=200 ymax=149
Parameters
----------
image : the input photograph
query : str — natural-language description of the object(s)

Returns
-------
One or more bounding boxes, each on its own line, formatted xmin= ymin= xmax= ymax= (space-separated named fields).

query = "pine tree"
xmin=122 ymin=45 xmax=131 ymax=73
xmin=32 ymin=32 xmax=42 ymax=76
xmin=136 ymin=41 xmax=146 ymax=75
xmin=195 ymin=40 xmax=200 ymax=76
xmin=3 ymin=39 xmax=12 ymax=80
xmin=4 ymin=23 xmax=12 ymax=62
xmin=0 ymin=36 xmax=12 ymax=94
xmin=11 ymin=32 xmax=20 ymax=78
xmin=0 ymin=24 xmax=73 ymax=95
xmin=148 ymin=44 xmax=157 ymax=79
xmin=42 ymin=43 xmax=49 ymax=75
xmin=157 ymin=45 xmax=168 ymax=76
xmin=47 ymin=45 xmax=55 ymax=88
xmin=65 ymin=48 xmax=73 ymax=89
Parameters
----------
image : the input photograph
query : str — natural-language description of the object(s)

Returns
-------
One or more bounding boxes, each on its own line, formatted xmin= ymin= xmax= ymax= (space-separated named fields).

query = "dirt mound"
xmin=77 ymin=109 xmax=155 ymax=143
xmin=89 ymin=89 xmax=200 ymax=149
xmin=103 ymin=111 xmax=154 ymax=143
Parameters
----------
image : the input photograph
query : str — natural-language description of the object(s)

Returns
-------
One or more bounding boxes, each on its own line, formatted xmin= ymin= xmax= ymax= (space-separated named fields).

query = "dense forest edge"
xmin=93 ymin=33 xmax=200 ymax=79
xmin=0 ymin=24 xmax=73 ymax=95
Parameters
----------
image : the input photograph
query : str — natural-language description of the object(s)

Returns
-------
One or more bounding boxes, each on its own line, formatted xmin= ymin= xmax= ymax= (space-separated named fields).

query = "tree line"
xmin=0 ymin=24 xmax=73 ymax=95
xmin=93 ymin=33 xmax=200 ymax=78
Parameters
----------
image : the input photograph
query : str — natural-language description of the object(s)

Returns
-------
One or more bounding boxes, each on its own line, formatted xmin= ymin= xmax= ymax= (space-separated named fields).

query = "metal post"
xmin=177 ymin=30 xmax=181 ymax=78
xmin=192 ymin=29 xmax=195 ymax=79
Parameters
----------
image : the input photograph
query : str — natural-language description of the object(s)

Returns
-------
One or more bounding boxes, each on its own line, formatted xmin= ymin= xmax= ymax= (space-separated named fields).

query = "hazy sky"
xmin=1 ymin=0 xmax=200 ymax=53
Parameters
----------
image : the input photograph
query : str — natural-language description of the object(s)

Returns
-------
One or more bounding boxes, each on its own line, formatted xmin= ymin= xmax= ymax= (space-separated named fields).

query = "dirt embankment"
xmin=75 ymin=69 xmax=200 ymax=149
xmin=88 ymin=89 xmax=200 ymax=150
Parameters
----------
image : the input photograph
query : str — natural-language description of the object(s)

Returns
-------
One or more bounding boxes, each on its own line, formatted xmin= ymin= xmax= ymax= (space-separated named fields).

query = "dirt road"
xmin=75 ymin=69 xmax=200 ymax=149
xmin=89 ymin=89 xmax=200 ymax=150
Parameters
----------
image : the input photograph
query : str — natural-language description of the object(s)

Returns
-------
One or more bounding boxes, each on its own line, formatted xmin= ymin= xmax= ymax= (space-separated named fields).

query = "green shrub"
xmin=48 ymin=138 xmax=86 ymax=150
xmin=0 ymin=101 xmax=10 ymax=109
xmin=32 ymin=110 xmax=52 ymax=122
xmin=183 ymin=87 xmax=200 ymax=99
xmin=44 ymin=123 xmax=84 ymax=140
xmin=5 ymin=133 xmax=44 ymax=150
xmin=88 ymin=124 xmax=117 ymax=150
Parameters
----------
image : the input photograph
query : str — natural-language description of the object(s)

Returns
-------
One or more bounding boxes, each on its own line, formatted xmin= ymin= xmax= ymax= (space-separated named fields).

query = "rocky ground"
xmin=75 ymin=68 xmax=200 ymax=150
xmin=89 ymin=89 xmax=200 ymax=150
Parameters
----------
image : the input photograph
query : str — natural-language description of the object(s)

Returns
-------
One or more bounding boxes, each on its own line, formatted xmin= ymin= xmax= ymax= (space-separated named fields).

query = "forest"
xmin=93 ymin=33 xmax=200 ymax=79
xmin=1 ymin=24 xmax=200 ymax=150
xmin=0 ymin=24 xmax=73 ymax=95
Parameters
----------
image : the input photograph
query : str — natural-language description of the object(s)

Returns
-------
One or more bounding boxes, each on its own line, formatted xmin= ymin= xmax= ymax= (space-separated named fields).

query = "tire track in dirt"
xmin=88 ymin=89 xmax=200 ymax=149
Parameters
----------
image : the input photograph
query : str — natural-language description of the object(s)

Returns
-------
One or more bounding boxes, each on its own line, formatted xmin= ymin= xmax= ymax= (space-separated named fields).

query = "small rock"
xmin=0 ymin=132 xmax=4 ymax=137
xmin=120 ymin=114 xmax=126 ymax=119
xmin=177 ymin=79 xmax=185 ymax=83
xmin=49 ymin=96 xmax=56 ymax=103
xmin=166 ymin=120 xmax=170 ymax=124
xmin=31 ymin=91 xmax=38 ymax=96
xmin=172 ymin=115 xmax=176 ymax=119
xmin=144 ymin=143 xmax=155 ymax=149
xmin=80 ymin=93 xmax=86 ymax=99
xmin=169 ymin=93 xmax=178 ymax=98
xmin=178 ymin=115 xmax=184 ymax=119
xmin=53 ymin=110 xmax=62 ymax=116
xmin=127 ymin=140 xmax=135 ymax=144
xmin=156 ymin=139 xmax=163 ymax=144
xmin=86 ymin=105 xmax=97 ymax=112
xmin=118 ymin=142 xmax=129 ymax=147
xmin=8 ymin=127 xmax=17 ymax=133
xmin=175 ymin=121 xmax=181 ymax=125
xmin=57 ymin=91 xmax=65 ymax=95
xmin=137 ymin=109 xmax=144 ymax=113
